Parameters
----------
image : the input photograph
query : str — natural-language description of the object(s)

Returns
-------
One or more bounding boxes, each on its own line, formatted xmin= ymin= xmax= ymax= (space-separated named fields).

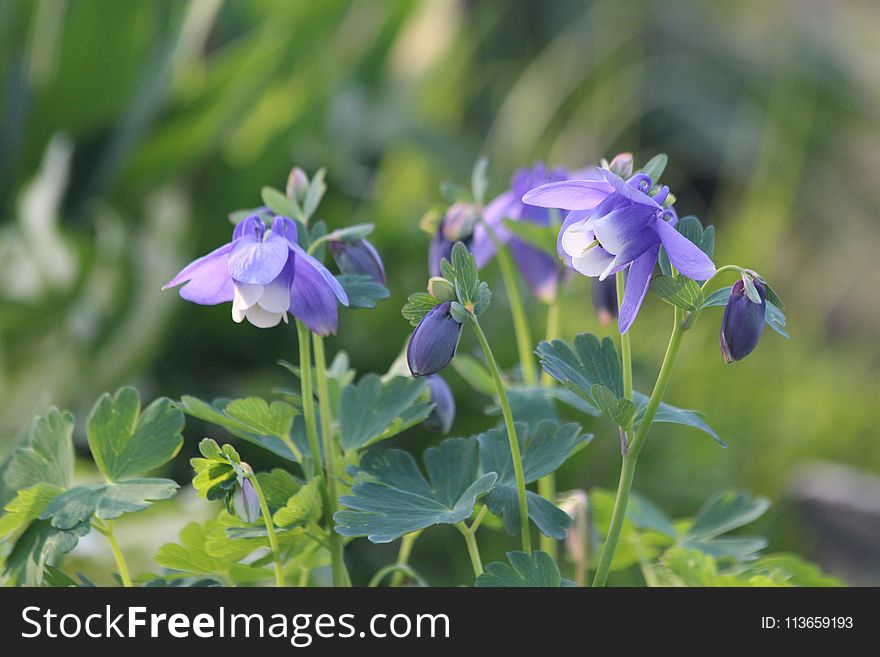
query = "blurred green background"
xmin=2 ymin=0 xmax=879 ymax=585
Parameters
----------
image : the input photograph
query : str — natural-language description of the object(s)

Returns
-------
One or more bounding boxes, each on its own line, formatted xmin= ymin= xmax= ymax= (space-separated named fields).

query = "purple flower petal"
xmin=510 ymin=239 xmax=559 ymax=304
xmin=289 ymin=245 xmax=348 ymax=335
xmin=618 ymin=243 xmax=660 ymax=334
xmin=162 ymin=242 xmax=235 ymax=305
xmin=592 ymin=204 xmax=656 ymax=256
xmin=233 ymin=215 xmax=265 ymax=241
xmin=290 ymin=244 xmax=348 ymax=306
xmin=428 ymin=233 xmax=452 ymax=278
xmin=227 ymin=229 xmax=290 ymax=285
xmin=522 ymin=179 xmax=613 ymax=211
xmin=600 ymin=169 xmax=659 ymax=207
xmin=651 ymin=216 xmax=716 ymax=281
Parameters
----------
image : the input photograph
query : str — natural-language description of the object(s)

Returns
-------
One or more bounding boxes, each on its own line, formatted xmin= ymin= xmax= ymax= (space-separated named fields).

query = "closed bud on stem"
xmin=427 ymin=276 xmax=455 ymax=302
xmin=234 ymin=477 xmax=261 ymax=524
xmin=720 ymin=279 xmax=766 ymax=363
xmin=441 ymin=202 xmax=480 ymax=242
xmin=286 ymin=167 xmax=309 ymax=204
xmin=606 ymin=152 xmax=634 ymax=179
xmin=422 ymin=374 xmax=456 ymax=433
xmin=406 ymin=302 xmax=462 ymax=377
xmin=591 ymin=277 xmax=618 ymax=326
xmin=330 ymin=238 xmax=386 ymax=284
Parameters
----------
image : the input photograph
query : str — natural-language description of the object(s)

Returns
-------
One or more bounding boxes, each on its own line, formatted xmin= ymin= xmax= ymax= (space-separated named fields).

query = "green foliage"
xmin=649 ymin=275 xmax=705 ymax=313
xmin=658 ymin=216 xmax=715 ymax=276
xmin=40 ymin=479 xmax=178 ymax=529
xmin=478 ymin=421 xmax=591 ymax=539
xmin=190 ymin=438 xmax=243 ymax=502
xmin=401 ymin=292 xmax=441 ymax=326
xmin=87 ymin=387 xmax=183 ymax=481
xmin=476 ymin=551 xmax=561 ymax=587
xmin=337 ymin=274 xmax=389 ymax=310
xmin=640 ymin=154 xmax=668 ymax=182
xmin=180 ymin=396 xmax=300 ymax=462
xmin=0 ymin=483 xmax=64 ymax=538
xmin=334 ymin=438 xmax=497 ymax=543
xmin=273 ymin=479 xmax=322 ymax=528
xmin=338 ymin=375 xmax=433 ymax=452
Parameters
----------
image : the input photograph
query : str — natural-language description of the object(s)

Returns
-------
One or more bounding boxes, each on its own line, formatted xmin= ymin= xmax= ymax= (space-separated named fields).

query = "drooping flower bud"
xmin=330 ymin=238 xmax=386 ymax=284
xmin=406 ymin=302 xmax=462 ymax=377
xmin=286 ymin=167 xmax=309 ymax=204
xmin=427 ymin=277 xmax=455 ymax=302
xmin=720 ymin=279 xmax=766 ymax=363
xmin=606 ymin=152 xmax=634 ymax=178
xmin=234 ymin=477 xmax=261 ymax=524
xmin=591 ymin=277 xmax=618 ymax=326
xmin=422 ymin=374 xmax=456 ymax=434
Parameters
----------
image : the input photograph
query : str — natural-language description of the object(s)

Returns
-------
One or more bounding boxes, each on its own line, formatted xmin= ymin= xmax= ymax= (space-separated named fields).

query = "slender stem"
xmin=456 ymin=522 xmax=484 ymax=577
xmin=295 ymin=320 xmax=323 ymax=479
xmin=538 ymin=299 xmax=561 ymax=557
xmin=470 ymin=315 xmax=531 ymax=554
xmin=592 ymin=317 xmax=685 ymax=587
xmin=540 ymin=300 xmax=560 ymax=387
xmin=489 ymin=236 xmax=537 ymax=386
xmin=102 ymin=521 xmax=132 ymax=588
xmin=245 ymin=470 xmax=285 ymax=587
xmin=616 ymin=271 xmax=633 ymax=403
xmin=311 ymin=333 xmax=349 ymax=588
xmin=389 ymin=530 xmax=421 ymax=587
xmin=699 ymin=264 xmax=747 ymax=294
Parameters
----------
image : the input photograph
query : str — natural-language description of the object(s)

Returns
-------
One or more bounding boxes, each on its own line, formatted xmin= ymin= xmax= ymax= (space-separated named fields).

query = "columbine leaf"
xmin=334 ymin=438 xmax=497 ymax=543
xmin=473 ymin=281 xmax=492 ymax=316
xmin=40 ymin=479 xmax=179 ymax=529
xmin=450 ymin=242 xmax=479 ymax=306
xmin=180 ymin=396 xmax=299 ymax=462
xmin=475 ymin=551 xmax=561 ymax=587
xmin=633 ymin=392 xmax=726 ymax=447
xmin=261 ymin=186 xmax=299 ymax=218
xmin=337 ymin=274 xmax=389 ymax=309
xmin=190 ymin=438 xmax=242 ymax=501
xmin=478 ymin=421 xmax=591 ymax=539
xmin=639 ymin=154 xmax=668 ymax=182
xmin=471 ymin=156 xmax=489 ymax=204
xmin=87 ymin=388 xmax=184 ymax=481
xmin=302 ymin=168 xmax=326 ymax=221
xmin=338 ymin=375 xmax=433 ymax=451
xmin=255 ymin=469 xmax=300 ymax=513
xmin=451 ymin=354 xmax=495 ymax=396
xmin=627 ymin=492 xmax=679 ymax=539
xmin=591 ymin=384 xmax=637 ymax=429
xmin=273 ymin=479 xmax=322 ymax=528
xmin=1 ymin=408 xmax=74 ymax=506
xmin=401 ymin=292 xmax=440 ymax=327
xmin=4 ymin=519 xmax=91 ymax=586
xmin=0 ymin=483 xmax=64 ymax=538
xmin=649 ymin=275 xmax=704 ymax=312
xmin=685 ymin=491 xmax=770 ymax=541
xmin=536 ymin=334 xmax=623 ymax=403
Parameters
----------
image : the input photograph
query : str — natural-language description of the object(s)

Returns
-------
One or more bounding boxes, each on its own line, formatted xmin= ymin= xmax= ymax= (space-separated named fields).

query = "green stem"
xmin=616 ymin=271 xmax=633 ymax=403
xmin=492 ymin=240 xmax=538 ymax=386
xmin=245 ymin=469 xmax=285 ymax=587
xmin=456 ymin=522 xmax=484 ymax=577
xmin=699 ymin=264 xmax=747 ymax=294
xmin=311 ymin=333 xmax=349 ymax=588
xmin=592 ymin=316 xmax=685 ymax=587
xmin=102 ymin=521 xmax=132 ymax=588
xmin=295 ymin=320 xmax=323 ymax=480
xmin=389 ymin=530 xmax=421 ymax=587
xmin=538 ymin=299 xmax=561 ymax=557
xmin=470 ymin=315 xmax=531 ymax=554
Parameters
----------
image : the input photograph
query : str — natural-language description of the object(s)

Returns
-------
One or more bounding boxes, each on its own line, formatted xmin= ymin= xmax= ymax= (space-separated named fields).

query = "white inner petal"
xmin=572 ymin=248 xmax=614 ymax=278
xmin=232 ymin=304 xmax=246 ymax=323
xmin=257 ymin=278 xmax=291 ymax=313
xmin=233 ymin=282 xmax=264 ymax=312
xmin=561 ymin=222 xmax=597 ymax=258
xmin=245 ymin=305 xmax=284 ymax=328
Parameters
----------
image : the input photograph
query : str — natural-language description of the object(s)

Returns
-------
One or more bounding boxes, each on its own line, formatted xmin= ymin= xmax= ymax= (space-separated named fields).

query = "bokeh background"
xmin=1 ymin=0 xmax=879 ymax=585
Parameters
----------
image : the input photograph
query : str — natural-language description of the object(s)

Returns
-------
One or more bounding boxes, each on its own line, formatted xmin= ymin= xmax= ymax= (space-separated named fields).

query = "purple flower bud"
xmin=607 ymin=152 xmax=634 ymax=178
xmin=235 ymin=478 xmax=261 ymax=524
xmin=422 ymin=374 xmax=456 ymax=433
xmin=406 ymin=302 xmax=462 ymax=377
xmin=330 ymin=238 xmax=386 ymax=284
xmin=720 ymin=279 xmax=766 ymax=363
xmin=591 ymin=277 xmax=618 ymax=327
xmin=441 ymin=202 xmax=480 ymax=242
xmin=286 ymin=167 xmax=309 ymax=203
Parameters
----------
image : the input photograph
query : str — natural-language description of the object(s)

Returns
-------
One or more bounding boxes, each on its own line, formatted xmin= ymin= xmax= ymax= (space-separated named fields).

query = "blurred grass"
xmin=1 ymin=0 xmax=879 ymax=583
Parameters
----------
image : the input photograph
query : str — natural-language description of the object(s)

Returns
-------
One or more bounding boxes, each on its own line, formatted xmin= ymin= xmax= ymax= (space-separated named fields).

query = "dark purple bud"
xmin=235 ymin=478 xmax=261 ymax=524
xmin=422 ymin=374 xmax=456 ymax=434
xmin=591 ymin=277 xmax=618 ymax=326
xmin=720 ymin=280 xmax=766 ymax=363
xmin=407 ymin=302 xmax=462 ymax=377
xmin=330 ymin=238 xmax=386 ymax=284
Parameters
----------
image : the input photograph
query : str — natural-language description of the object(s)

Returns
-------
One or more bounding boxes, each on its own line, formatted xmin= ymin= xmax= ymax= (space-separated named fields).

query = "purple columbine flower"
xmin=422 ymin=374 xmax=456 ymax=434
xmin=478 ymin=163 xmax=571 ymax=304
xmin=162 ymin=215 xmax=348 ymax=335
xmin=406 ymin=302 xmax=462 ymax=377
xmin=720 ymin=280 xmax=766 ymax=363
xmin=523 ymin=167 xmax=716 ymax=333
xmin=330 ymin=238 xmax=386 ymax=284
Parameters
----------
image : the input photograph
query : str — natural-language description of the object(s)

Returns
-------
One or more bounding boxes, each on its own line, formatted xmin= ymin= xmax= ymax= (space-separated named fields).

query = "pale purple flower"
xmin=523 ymin=168 xmax=716 ymax=333
xmin=479 ymin=163 xmax=570 ymax=304
xmin=422 ymin=374 xmax=455 ymax=434
xmin=331 ymin=238 xmax=386 ymax=284
xmin=163 ymin=215 xmax=348 ymax=335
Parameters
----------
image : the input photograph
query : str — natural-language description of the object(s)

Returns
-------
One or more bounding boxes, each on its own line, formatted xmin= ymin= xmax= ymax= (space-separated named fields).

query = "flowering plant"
xmin=0 ymin=158 xmax=834 ymax=588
